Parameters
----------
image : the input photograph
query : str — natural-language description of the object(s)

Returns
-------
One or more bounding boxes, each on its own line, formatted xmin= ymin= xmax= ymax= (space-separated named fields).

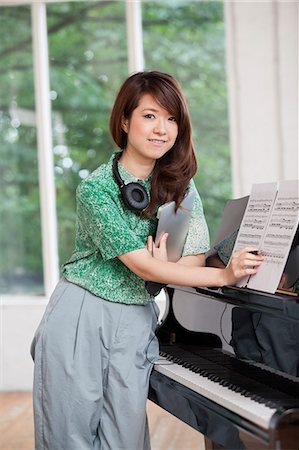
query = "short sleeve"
xmin=77 ymin=180 xmax=145 ymax=261
xmin=182 ymin=180 xmax=210 ymax=256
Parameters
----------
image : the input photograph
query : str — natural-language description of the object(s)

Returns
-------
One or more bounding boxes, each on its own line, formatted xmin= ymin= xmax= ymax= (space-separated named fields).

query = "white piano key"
xmin=154 ymin=358 xmax=277 ymax=429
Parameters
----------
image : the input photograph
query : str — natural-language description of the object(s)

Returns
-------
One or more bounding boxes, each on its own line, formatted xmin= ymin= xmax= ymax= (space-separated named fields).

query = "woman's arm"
xmin=147 ymin=232 xmax=206 ymax=267
xmin=177 ymin=254 xmax=206 ymax=267
xmin=118 ymin=235 xmax=263 ymax=288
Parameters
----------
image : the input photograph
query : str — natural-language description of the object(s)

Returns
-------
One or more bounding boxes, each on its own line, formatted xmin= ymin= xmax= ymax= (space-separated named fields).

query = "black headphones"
xmin=112 ymin=153 xmax=150 ymax=213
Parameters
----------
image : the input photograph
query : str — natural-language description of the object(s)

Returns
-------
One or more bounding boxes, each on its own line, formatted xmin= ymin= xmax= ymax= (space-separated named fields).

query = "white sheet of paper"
xmin=247 ymin=179 xmax=299 ymax=293
xmin=233 ymin=182 xmax=278 ymax=288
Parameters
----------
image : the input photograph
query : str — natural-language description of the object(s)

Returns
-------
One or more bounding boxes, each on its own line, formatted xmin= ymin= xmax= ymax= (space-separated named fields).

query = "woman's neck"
xmin=119 ymin=150 xmax=154 ymax=180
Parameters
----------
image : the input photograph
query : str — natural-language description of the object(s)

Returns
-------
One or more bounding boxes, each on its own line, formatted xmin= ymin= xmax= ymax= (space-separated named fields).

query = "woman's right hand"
xmin=147 ymin=233 xmax=168 ymax=262
xmin=223 ymin=247 xmax=264 ymax=286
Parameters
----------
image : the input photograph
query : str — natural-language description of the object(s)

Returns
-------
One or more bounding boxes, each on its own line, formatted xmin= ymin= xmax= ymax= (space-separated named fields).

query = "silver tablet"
xmin=155 ymin=189 xmax=196 ymax=262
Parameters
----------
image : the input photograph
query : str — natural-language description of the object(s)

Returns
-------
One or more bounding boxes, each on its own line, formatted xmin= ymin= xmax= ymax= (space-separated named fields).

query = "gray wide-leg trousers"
xmin=31 ymin=279 xmax=159 ymax=450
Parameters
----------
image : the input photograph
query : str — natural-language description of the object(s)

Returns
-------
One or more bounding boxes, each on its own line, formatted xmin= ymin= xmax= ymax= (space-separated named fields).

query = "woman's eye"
xmin=144 ymin=114 xmax=155 ymax=119
xmin=168 ymin=116 xmax=177 ymax=122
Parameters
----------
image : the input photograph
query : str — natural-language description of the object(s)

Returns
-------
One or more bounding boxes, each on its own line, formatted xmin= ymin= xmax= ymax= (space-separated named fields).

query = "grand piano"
xmin=149 ymin=190 xmax=299 ymax=450
xmin=149 ymin=285 xmax=299 ymax=450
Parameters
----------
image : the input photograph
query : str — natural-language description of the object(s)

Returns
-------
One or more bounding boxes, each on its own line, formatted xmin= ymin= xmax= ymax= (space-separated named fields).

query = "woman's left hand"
xmin=147 ymin=233 xmax=168 ymax=262
xmin=223 ymin=247 xmax=264 ymax=285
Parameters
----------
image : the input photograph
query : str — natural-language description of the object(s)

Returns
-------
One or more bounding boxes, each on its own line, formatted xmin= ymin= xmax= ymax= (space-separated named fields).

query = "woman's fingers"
xmin=234 ymin=248 xmax=263 ymax=263
xmin=147 ymin=233 xmax=168 ymax=261
xmin=156 ymin=232 xmax=168 ymax=247
xmin=242 ymin=258 xmax=263 ymax=267
xmin=147 ymin=235 xmax=153 ymax=255
xmin=153 ymin=233 xmax=168 ymax=261
xmin=233 ymin=247 xmax=261 ymax=257
xmin=230 ymin=247 xmax=264 ymax=278
xmin=222 ymin=247 xmax=264 ymax=286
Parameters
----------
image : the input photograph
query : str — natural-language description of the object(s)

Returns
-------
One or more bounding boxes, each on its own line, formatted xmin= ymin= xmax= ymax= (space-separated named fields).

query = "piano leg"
xmin=276 ymin=415 xmax=299 ymax=450
xmin=204 ymin=434 xmax=271 ymax=450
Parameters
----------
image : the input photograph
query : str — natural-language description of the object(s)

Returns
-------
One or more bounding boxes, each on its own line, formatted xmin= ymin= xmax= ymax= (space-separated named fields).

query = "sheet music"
xmin=247 ymin=180 xmax=299 ymax=293
xmin=233 ymin=182 xmax=278 ymax=288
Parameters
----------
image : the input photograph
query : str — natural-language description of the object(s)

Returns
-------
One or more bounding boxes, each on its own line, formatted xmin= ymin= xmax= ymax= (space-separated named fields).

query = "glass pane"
xmin=0 ymin=6 xmax=44 ymax=294
xmin=143 ymin=0 xmax=231 ymax=241
xmin=47 ymin=0 xmax=128 ymax=265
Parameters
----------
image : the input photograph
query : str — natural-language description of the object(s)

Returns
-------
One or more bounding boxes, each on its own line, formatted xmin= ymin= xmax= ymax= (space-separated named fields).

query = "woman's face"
xmin=122 ymin=93 xmax=178 ymax=163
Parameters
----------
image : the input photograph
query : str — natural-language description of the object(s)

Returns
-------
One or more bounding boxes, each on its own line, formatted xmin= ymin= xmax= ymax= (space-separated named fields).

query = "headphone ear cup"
xmin=121 ymin=182 xmax=149 ymax=212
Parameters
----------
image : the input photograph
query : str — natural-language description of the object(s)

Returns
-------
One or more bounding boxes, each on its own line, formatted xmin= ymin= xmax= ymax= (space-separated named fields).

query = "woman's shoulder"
xmin=76 ymin=173 xmax=116 ymax=210
xmin=76 ymin=155 xmax=115 ymax=197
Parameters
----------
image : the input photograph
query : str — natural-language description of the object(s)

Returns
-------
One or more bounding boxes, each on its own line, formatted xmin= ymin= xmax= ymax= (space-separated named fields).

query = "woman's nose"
xmin=154 ymin=119 xmax=167 ymax=135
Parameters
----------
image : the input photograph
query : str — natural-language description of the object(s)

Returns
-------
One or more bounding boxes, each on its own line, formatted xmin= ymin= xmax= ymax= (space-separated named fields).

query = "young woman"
xmin=31 ymin=71 xmax=263 ymax=450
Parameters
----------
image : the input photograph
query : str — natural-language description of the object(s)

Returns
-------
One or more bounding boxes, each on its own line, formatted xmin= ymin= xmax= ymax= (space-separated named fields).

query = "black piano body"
xmin=149 ymin=285 xmax=299 ymax=449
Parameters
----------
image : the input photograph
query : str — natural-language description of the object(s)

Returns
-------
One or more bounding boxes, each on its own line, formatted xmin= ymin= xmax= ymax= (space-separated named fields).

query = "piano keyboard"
xmin=154 ymin=357 xmax=276 ymax=429
xmin=153 ymin=344 xmax=299 ymax=430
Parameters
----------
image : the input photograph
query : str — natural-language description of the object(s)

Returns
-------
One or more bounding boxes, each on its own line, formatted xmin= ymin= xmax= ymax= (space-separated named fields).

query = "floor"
xmin=0 ymin=392 xmax=205 ymax=450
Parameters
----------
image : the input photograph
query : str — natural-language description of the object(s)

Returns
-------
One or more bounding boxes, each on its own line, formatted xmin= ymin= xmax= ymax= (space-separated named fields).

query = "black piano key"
xmin=159 ymin=344 xmax=299 ymax=410
xmin=193 ymin=346 xmax=298 ymax=396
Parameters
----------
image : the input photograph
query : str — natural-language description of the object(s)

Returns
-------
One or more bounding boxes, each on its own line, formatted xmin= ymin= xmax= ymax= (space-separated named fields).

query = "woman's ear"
xmin=121 ymin=116 xmax=128 ymax=133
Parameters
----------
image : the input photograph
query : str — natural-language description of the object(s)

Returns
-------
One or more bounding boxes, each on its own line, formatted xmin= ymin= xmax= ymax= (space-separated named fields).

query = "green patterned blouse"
xmin=62 ymin=152 xmax=210 ymax=304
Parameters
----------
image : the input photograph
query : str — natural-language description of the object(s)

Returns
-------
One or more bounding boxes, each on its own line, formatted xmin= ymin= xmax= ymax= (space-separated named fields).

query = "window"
xmin=143 ymin=0 xmax=231 ymax=240
xmin=0 ymin=0 xmax=231 ymax=295
xmin=0 ymin=5 xmax=43 ymax=294
xmin=47 ymin=1 xmax=128 ymax=265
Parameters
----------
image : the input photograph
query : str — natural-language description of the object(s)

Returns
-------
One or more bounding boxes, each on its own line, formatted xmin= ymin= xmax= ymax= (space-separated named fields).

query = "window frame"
xmin=0 ymin=0 xmax=143 ymax=301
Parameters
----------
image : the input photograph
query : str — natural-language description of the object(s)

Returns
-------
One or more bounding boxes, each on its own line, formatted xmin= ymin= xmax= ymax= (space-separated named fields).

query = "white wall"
xmin=225 ymin=0 xmax=298 ymax=197
xmin=0 ymin=0 xmax=144 ymax=392
xmin=0 ymin=299 xmax=47 ymax=390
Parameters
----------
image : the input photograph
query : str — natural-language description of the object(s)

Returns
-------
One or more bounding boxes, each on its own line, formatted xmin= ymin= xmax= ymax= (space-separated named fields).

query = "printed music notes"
xmin=233 ymin=180 xmax=299 ymax=293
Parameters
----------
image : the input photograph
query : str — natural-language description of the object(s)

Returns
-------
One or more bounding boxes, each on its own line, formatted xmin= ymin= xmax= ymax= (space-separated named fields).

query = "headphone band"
xmin=112 ymin=152 xmax=125 ymax=188
xmin=112 ymin=152 xmax=150 ymax=213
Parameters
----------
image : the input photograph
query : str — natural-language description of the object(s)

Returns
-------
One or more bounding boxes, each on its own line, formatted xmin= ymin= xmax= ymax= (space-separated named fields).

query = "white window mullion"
xmin=126 ymin=0 xmax=144 ymax=73
xmin=31 ymin=2 xmax=59 ymax=298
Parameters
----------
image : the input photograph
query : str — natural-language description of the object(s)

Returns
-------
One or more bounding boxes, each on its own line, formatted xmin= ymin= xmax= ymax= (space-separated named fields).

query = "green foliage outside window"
xmin=0 ymin=0 xmax=231 ymax=294
xmin=142 ymin=0 xmax=231 ymax=238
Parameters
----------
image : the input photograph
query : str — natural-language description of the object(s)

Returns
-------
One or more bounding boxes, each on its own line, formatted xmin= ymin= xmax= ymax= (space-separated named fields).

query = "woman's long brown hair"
xmin=109 ymin=71 xmax=197 ymax=217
